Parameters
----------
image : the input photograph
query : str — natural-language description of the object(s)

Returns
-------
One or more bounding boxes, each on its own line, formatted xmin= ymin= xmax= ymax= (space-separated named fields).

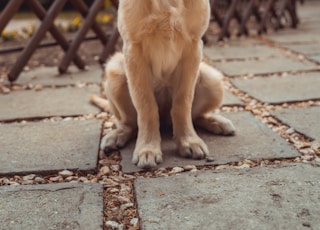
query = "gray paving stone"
xmin=0 ymin=183 xmax=103 ymax=230
xmin=135 ymin=163 xmax=320 ymax=230
xmin=14 ymin=65 xmax=102 ymax=86
xmin=120 ymin=112 xmax=299 ymax=173
xmin=0 ymin=86 xmax=100 ymax=121
xmin=231 ymin=72 xmax=320 ymax=103
xmin=204 ymin=44 xmax=281 ymax=60
xmin=222 ymin=90 xmax=244 ymax=106
xmin=0 ymin=119 xmax=102 ymax=175
xmin=213 ymin=57 xmax=317 ymax=76
xmin=310 ymin=55 xmax=320 ymax=63
xmin=282 ymin=43 xmax=320 ymax=56
xmin=272 ymin=106 xmax=320 ymax=140
xmin=265 ymin=29 xmax=320 ymax=44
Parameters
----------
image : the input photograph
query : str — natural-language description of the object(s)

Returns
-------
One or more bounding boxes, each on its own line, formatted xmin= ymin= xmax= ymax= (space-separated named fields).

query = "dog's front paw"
xmin=100 ymin=127 xmax=134 ymax=153
xmin=177 ymin=136 xmax=209 ymax=159
xmin=132 ymin=147 xmax=163 ymax=169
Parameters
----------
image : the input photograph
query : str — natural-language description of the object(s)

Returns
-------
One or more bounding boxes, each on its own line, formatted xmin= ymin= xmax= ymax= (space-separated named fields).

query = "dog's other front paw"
xmin=177 ymin=136 xmax=209 ymax=159
xmin=132 ymin=147 xmax=163 ymax=169
xmin=100 ymin=127 xmax=134 ymax=153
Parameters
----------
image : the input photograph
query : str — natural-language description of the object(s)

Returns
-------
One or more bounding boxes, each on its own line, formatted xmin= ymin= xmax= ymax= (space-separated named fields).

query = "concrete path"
xmin=0 ymin=2 xmax=320 ymax=229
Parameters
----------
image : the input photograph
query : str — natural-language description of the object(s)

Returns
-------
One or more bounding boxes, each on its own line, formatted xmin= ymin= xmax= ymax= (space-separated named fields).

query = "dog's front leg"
xmin=172 ymin=42 xmax=209 ymax=159
xmin=124 ymin=44 xmax=163 ymax=168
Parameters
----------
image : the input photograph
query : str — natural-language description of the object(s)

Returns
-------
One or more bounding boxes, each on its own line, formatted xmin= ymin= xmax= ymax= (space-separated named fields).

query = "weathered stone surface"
xmin=120 ymin=112 xmax=299 ymax=173
xmin=231 ymin=72 xmax=320 ymax=103
xmin=272 ymin=106 xmax=320 ymax=140
xmin=222 ymin=91 xmax=244 ymax=106
xmin=310 ymin=55 xmax=320 ymax=63
xmin=212 ymin=57 xmax=317 ymax=76
xmin=204 ymin=44 xmax=281 ymax=60
xmin=265 ymin=30 xmax=320 ymax=44
xmin=282 ymin=43 xmax=320 ymax=56
xmin=0 ymin=86 xmax=100 ymax=121
xmin=135 ymin=163 xmax=320 ymax=230
xmin=15 ymin=65 xmax=102 ymax=86
xmin=0 ymin=183 xmax=103 ymax=230
xmin=0 ymin=119 xmax=102 ymax=175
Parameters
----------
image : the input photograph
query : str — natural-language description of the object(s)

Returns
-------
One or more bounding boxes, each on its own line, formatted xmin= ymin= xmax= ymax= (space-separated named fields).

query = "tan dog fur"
xmin=93 ymin=0 xmax=235 ymax=168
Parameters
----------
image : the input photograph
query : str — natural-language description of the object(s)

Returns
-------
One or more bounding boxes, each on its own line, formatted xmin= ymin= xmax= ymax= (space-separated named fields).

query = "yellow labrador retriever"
xmin=94 ymin=0 xmax=235 ymax=168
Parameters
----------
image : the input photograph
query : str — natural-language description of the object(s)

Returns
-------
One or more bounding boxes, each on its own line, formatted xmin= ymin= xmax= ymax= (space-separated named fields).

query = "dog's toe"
xmin=178 ymin=136 xmax=208 ymax=159
xmin=132 ymin=148 xmax=163 ymax=169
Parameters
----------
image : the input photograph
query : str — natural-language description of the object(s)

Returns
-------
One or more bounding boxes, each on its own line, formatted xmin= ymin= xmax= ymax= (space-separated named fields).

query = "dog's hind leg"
xmin=192 ymin=62 xmax=236 ymax=136
xmin=100 ymin=53 xmax=137 ymax=153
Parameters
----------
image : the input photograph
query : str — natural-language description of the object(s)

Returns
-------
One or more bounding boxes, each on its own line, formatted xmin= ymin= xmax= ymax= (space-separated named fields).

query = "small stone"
xmin=100 ymin=178 xmax=119 ymax=187
xmin=117 ymin=196 xmax=131 ymax=204
xmin=110 ymin=165 xmax=120 ymax=171
xmin=109 ymin=188 xmax=119 ymax=193
xmin=105 ymin=220 xmax=119 ymax=229
xmin=59 ymin=170 xmax=73 ymax=177
xmin=120 ymin=184 xmax=132 ymax=194
xmin=285 ymin=128 xmax=295 ymax=135
xmin=216 ymin=165 xmax=230 ymax=170
xmin=34 ymin=84 xmax=43 ymax=91
xmin=130 ymin=218 xmax=139 ymax=227
xmin=98 ymin=166 xmax=111 ymax=176
xmin=118 ymin=224 xmax=125 ymax=230
xmin=22 ymin=174 xmax=36 ymax=180
xmin=236 ymin=163 xmax=250 ymax=169
xmin=49 ymin=176 xmax=61 ymax=182
xmin=183 ymin=165 xmax=196 ymax=171
xmin=169 ymin=167 xmax=184 ymax=174
xmin=34 ymin=177 xmax=45 ymax=183
xmin=65 ymin=176 xmax=78 ymax=182
xmin=120 ymin=202 xmax=134 ymax=210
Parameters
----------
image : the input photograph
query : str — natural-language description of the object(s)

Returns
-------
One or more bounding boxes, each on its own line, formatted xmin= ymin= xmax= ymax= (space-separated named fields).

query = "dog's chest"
xmin=141 ymin=9 xmax=190 ymax=80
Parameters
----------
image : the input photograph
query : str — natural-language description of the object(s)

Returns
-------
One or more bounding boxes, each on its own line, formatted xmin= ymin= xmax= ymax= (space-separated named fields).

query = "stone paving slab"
xmin=222 ymin=90 xmax=244 ymax=106
xmin=204 ymin=44 xmax=281 ymax=60
xmin=231 ymin=72 xmax=320 ymax=104
xmin=135 ymin=163 xmax=320 ymax=230
xmin=282 ymin=43 xmax=320 ymax=56
xmin=265 ymin=30 xmax=320 ymax=44
xmin=310 ymin=55 xmax=320 ymax=63
xmin=0 ymin=183 xmax=103 ymax=230
xmin=0 ymin=119 xmax=102 ymax=175
xmin=14 ymin=65 xmax=102 ymax=86
xmin=0 ymin=86 xmax=100 ymax=121
xmin=272 ymin=106 xmax=320 ymax=140
xmin=120 ymin=112 xmax=299 ymax=173
xmin=212 ymin=56 xmax=317 ymax=76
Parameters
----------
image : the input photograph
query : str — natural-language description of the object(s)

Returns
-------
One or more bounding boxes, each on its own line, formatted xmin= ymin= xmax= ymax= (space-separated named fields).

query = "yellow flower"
xmin=1 ymin=29 xmax=18 ymax=41
xmin=97 ymin=14 xmax=113 ymax=25
xmin=73 ymin=17 xmax=82 ymax=27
